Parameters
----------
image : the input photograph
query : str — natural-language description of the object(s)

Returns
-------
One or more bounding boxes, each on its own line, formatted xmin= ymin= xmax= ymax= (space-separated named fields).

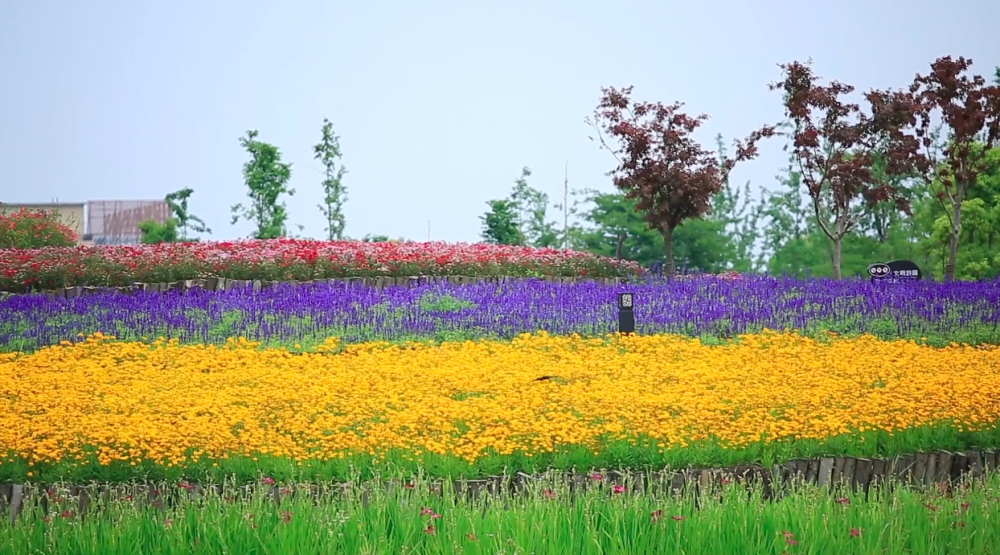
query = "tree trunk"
xmin=831 ymin=236 xmax=842 ymax=280
xmin=615 ymin=233 xmax=625 ymax=260
xmin=945 ymin=196 xmax=963 ymax=282
xmin=661 ymin=226 xmax=675 ymax=278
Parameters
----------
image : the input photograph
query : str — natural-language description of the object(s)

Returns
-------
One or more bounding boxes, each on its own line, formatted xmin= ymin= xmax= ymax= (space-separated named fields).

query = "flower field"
xmin=3 ymin=242 xmax=1000 ymax=553
xmin=0 ymin=239 xmax=639 ymax=292
xmin=2 ymin=331 xmax=999 ymax=483
xmin=2 ymin=275 xmax=998 ymax=353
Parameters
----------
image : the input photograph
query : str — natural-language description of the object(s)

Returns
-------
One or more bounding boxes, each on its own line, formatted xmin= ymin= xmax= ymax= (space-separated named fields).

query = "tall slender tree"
xmin=231 ymin=130 xmax=294 ymax=240
xmin=165 ymin=188 xmax=210 ymax=241
xmin=314 ymin=118 xmax=348 ymax=240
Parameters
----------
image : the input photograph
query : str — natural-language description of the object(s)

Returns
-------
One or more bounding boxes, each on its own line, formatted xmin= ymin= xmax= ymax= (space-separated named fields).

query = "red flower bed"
xmin=0 ymin=239 xmax=642 ymax=292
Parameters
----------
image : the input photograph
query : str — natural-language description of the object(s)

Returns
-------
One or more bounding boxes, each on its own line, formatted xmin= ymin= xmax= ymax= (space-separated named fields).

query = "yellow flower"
xmin=0 ymin=332 xmax=997 ymax=467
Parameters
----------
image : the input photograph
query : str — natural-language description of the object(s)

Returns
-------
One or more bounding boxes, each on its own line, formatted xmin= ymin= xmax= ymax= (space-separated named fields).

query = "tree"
xmin=314 ymin=118 xmax=348 ymax=240
xmin=770 ymin=60 xmax=920 ymax=279
xmin=508 ymin=167 xmax=560 ymax=248
xmin=231 ymin=130 xmax=294 ymax=240
xmin=711 ymin=134 xmax=764 ymax=273
xmin=587 ymin=86 xmax=774 ymax=278
xmin=904 ymin=56 xmax=1000 ymax=281
xmin=480 ymin=199 xmax=523 ymax=245
xmin=480 ymin=168 xmax=560 ymax=248
xmin=138 ymin=218 xmax=178 ymax=244
xmin=165 ymin=188 xmax=210 ymax=241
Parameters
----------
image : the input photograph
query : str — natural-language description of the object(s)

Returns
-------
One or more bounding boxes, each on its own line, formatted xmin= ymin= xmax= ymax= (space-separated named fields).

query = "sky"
xmin=1 ymin=0 xmax=998 ymax=243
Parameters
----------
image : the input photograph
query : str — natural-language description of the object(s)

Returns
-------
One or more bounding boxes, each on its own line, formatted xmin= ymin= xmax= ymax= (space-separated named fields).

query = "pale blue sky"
xmin=2 ymin=1 xmax=997 ymax=242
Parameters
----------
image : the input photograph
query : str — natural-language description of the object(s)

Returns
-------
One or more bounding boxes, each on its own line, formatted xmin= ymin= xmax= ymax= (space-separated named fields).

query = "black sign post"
xmin=618 ymin=292 xmax=635 ymax=334
xmin=867 ymin=260 xmax=922 ymax=283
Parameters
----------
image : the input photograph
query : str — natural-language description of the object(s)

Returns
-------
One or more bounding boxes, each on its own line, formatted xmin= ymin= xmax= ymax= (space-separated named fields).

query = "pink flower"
xmin=590 ymin=473 xmax=603 ymax=482
xmin=612 ymin=484 xmax=626 ymax=494
xmin=261 ymin=477 xmax=275 ymax=485
xmin=650 ymin=510 xmax=663 ymax=523
xmin=849 ymin=528 xmax=861 ymax=538
xmin=543 ymin=489 xmax=555 ymax=499
xmin=423 ymin=524 xmax=435 ymax=535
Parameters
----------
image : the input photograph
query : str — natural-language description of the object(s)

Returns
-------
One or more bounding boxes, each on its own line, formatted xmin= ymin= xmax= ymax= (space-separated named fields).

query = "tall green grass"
xmin=3 ymin=473 xmax=999 ymax=554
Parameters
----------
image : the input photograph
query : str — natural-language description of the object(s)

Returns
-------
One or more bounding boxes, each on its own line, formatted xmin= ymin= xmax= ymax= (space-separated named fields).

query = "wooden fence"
xmin=14 ymin=275 xmax=629 ymax=300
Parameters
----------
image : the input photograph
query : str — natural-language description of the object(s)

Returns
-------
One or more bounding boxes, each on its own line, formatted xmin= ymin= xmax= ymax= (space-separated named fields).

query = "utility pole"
xmin=562 ymin=160 xmax=569 ymax=249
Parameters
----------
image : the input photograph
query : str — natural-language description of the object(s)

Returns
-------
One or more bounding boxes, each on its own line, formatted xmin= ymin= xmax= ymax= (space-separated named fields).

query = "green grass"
xmin=4 ymin=473 xmax=1000 ymax=554
xmin=3 ymin=421 xmax=999 ymax=484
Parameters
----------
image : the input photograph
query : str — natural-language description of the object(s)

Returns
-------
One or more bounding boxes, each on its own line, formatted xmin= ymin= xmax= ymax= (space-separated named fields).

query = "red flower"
xmin=612 ymin=484 xmax=626 ymax=494
xmin=261 ymin=477 xmax=275 ymax=485
xmin=671 ymin=515 xmax=685 ymax=521
xmin=280 ymin=511 xmax=293 ymax=523
xmin=650 ymin=510 xmax=663 ymax=523
xmin=465 ymin=533 xmax=478 ymax=541
xmin=835 ymin=497 xmax=850 ymax=505
xmin=590 ymin=473 xmax=603 ymax=482
xmin=849 ymin=528 xmax=861 ymax=537
xmin=543 ymin=489 xmax=555 ymax=499
xmin=423 ymin=524 xmax=435 ymax=535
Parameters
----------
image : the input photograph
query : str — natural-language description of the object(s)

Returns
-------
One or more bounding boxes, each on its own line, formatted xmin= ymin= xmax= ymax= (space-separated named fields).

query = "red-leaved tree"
xmin=587 ymin=86 xmax=775 ymax=278
xmin=770 ymin=61 xmax=921 ymax=279
xmin=906 ymin=56 xmax=1000 ymax=281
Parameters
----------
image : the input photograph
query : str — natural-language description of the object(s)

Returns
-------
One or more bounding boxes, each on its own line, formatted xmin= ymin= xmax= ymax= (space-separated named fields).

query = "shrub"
xmin=0 ymin=205 xmax=77 ymax=249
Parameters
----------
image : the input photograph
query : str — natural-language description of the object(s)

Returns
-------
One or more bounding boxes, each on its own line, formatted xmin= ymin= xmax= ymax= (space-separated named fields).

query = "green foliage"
xmin=314 ymin=118 xmax=348 ymax=240
xmin=509 ymin=167 xmax=560 ymax=247
xmin=231 ymin=130 xmax=295 ymax=240
xmin=138 ymin=218 xmax=179 ymax=244
xmin=481 ymin=168 xmax=559 ymax=247
xmin=480 ymin=199 xmax=523 ymax=246
xmin=165 ymin=188 xmax=210 ymax=241
xmin=138 ymin=189 xmax=209 ymax=244
xmin=7 ymin=474 xmax=1000 ymax=555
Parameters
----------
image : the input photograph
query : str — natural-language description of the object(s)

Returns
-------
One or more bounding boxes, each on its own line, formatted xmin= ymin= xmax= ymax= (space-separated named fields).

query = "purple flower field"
xmin=1 ymin=276 xmax=998 ymax=352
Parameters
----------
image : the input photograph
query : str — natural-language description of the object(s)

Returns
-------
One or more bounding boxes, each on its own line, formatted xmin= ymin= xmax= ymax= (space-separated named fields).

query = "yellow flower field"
xmin=1 ymin=332 xmax=999 ymax=469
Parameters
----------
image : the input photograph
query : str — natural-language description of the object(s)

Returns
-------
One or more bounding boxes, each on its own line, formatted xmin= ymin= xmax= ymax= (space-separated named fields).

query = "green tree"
xmin=508 ymin=167 xmax=560 ymax=248
xmin=231 ymin=130 xmax=294 ymax=240
xmin=165 ymin=188 xmax=210 ymax=241
xmin=917 ymin=144 xmax=1000 ymax=280
xmin=565 ymin=189 xmax=732 ymax=272
xmin=314 ymin=118 xmax=348 ymax=240
xmin=138 ymin=218 xmax=179 ymax=244
xmin=711 ymin=135 xmax=765 ymax=273
xmin=480 ymin=199 xmax=523 ymax=245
